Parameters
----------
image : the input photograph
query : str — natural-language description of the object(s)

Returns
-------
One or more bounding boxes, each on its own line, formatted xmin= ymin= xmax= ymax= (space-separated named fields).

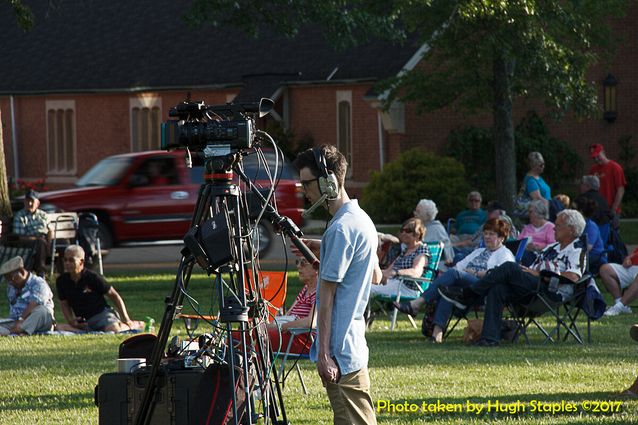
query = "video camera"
xmin=160 ymin=98 xmax=274 ymax=152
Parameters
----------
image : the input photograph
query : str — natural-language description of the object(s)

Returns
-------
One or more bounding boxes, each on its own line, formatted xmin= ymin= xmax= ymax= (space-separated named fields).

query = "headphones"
xmin=312 ymin=147 xmax=339 ymax=200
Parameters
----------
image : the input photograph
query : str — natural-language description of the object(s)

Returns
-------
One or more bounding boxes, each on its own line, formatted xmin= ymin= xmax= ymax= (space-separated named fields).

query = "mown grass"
xmin=1 ymin=271 xmax=637 ymax=424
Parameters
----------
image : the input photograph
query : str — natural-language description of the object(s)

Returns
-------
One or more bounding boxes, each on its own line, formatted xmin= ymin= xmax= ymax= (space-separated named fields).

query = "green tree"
xmin=6 ymin=0 xmax=34 ymax=31
xmin=361 ymin=149 xmax=469 ymax=223
xmin=447 ymin=111 xmax=584 ymax=202
xmin=188 ymin=0 xmax=628 ymax=209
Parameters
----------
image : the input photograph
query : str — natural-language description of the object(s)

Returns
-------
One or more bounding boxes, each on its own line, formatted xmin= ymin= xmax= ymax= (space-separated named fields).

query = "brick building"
xmin=0 ymin=1 xmax=636 ymax=198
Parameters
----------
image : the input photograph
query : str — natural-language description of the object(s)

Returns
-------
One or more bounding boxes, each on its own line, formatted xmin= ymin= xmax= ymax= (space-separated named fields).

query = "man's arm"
xmin=316 ymin=279 xmax=339 ymax=386
xmin=106 ymin=287 xmax=132 ymax=324
xmin=59 ymin=299 xmax=86 ymax=330
xmin=612 ymin=186 xmax=625 ymax=213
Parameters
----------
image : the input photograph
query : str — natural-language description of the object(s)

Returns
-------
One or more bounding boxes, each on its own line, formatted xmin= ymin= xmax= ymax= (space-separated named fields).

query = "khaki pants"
xmin=325 ymin=367 xmax=377 ymax=425
xmin=0 ymin=305 xmax=53 ymax=335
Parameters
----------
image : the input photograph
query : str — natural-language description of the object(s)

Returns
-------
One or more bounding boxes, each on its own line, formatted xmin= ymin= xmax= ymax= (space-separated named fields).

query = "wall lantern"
xmin=603 ymin=73 xmax=618 ymax=123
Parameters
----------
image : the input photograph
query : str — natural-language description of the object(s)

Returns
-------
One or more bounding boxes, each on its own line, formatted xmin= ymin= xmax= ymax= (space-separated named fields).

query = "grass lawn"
xmin=1 ymin=271 xmax=637 ymax=424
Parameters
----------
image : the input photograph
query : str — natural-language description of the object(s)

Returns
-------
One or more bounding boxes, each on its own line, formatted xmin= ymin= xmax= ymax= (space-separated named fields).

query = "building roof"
xmin=0 ymin=0 xmax=420 ymax=96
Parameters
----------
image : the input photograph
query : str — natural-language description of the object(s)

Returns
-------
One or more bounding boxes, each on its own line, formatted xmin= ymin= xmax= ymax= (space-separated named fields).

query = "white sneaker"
xmin=604 ymin=302 xmax=633 ymax=317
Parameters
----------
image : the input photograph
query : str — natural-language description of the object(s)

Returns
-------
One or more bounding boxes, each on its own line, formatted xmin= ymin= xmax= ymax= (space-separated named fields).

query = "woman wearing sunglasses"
xmin=370 ymin=217 xmax=430 ymax=300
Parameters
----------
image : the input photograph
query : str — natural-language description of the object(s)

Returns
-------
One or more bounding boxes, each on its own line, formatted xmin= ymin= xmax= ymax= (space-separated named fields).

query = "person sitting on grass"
xmin=0 ymin=256 xmax=55 ymax=336
xmin=599 ymin=247 xmax=638 ymax=317
xmin=55 ymin=245 xmax=143 ymax=333
xmin=268 ymin=257 xmax=317 ymax=354
xmin=393 ymin=218 xmax=514 ymax=343
xmin=439 ymin=209 xmax=586 ymax=347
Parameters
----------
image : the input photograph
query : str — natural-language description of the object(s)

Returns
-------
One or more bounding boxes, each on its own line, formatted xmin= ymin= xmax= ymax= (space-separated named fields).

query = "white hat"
xmin=0 ymin=256 xmax=24 ymax=276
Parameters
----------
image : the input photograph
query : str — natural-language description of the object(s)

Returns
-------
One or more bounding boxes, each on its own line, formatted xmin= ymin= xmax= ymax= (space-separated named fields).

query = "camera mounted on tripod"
xmin=160 ymin=98 xmax=274 ymax=154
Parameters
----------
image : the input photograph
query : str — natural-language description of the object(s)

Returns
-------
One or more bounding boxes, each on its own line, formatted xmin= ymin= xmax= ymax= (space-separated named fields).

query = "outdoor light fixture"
xmin=603 ymin=73 xmax=618 ymax=123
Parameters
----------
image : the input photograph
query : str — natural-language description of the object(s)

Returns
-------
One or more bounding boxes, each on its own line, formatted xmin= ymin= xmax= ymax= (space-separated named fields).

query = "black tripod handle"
xmin=289 ymin=233 xmax=320 ymax=269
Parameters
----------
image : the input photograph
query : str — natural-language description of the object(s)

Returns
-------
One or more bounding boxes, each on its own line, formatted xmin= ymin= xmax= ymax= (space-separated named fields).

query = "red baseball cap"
xmin=589 ymin=144 xmax=604 ymax=158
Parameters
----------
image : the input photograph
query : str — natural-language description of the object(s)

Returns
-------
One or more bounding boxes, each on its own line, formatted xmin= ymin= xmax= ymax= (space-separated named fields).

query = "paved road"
xmin=103 ymin=231 xmax=306 ymax=273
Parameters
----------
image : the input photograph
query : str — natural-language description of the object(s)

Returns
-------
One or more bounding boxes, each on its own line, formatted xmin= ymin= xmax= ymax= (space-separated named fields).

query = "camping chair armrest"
xmin=539 ymin=270 xmax=591 ymax=286
xmin=286 ymin=327 xmax=316 ymax=335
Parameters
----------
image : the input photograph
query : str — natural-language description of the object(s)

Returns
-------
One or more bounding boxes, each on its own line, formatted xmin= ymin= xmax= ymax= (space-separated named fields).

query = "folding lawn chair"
xmin=48 ymin=212 xmax=79 ymax=281
xmin=443 ymin=238 xmax=529 ymax=338
xmin=370 ymin=241 xmax=444 ymax=331
xmin=507 ymin=237 xmax=593 ymax=344
xmin=274 ymin=327 xmax=315 ymax=394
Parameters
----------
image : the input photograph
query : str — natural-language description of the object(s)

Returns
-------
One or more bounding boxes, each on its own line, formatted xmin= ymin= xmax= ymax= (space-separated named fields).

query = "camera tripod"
xmin=133 ymin=149 xmax=314 ymax=425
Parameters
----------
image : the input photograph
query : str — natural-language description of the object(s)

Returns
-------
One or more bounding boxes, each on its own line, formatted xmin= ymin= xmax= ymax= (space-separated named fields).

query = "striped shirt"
xmin=288 ymin=285 xmax=316 ymax=319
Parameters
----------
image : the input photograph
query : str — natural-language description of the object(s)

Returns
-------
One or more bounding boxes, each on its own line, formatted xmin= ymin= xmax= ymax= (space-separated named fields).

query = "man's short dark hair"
xmin=293 ymin=144 xmax=348 ymax=187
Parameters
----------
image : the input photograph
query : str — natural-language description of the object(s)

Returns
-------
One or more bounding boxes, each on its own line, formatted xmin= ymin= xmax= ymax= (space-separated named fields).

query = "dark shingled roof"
xmin=0 ymin=0 xmax=420 ymax=96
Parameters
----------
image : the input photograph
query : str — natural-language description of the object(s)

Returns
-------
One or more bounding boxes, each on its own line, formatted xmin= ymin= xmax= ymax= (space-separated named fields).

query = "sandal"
xmin=392 ymin=301 xmax=416 ymax=317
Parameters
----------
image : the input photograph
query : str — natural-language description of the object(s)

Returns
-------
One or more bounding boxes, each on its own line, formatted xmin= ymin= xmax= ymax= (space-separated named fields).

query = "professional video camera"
xmin=160 ymin=99 xmax=274 ymax=152
xmin=96 ymin=97 xmax=318 ymax=425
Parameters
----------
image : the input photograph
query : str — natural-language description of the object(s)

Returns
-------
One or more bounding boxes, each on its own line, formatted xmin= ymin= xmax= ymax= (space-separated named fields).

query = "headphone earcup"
xmin=319 ymin=172 xmax=339 ymax=200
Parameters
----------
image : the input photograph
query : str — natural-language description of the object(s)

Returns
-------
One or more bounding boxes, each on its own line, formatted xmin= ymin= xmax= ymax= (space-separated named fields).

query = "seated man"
xmin=440 ymin=209 xmax=587 ymax=346
xmin=452 ymin=191 xmax=487 ymax=238
xmin=599 ymin=247 xmax=638 ymax=316
xmin=12 ymin=189 xmax=50 ymax=275
xmin=0 ymin=256 xmax=55 ymax=335
xmin=56 ymin=245 xmax=143 ymax=332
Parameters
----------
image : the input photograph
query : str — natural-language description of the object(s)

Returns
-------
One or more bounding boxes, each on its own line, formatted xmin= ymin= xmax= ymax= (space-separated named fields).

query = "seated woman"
xmin=394 ymin=218 xmax=514 ymax=343
xmin=518 ymin=199 xmax=555 ymax=266
xmin=370 ymin=217 xmax=430 ymax=299
xmin=268 ymin=257 xmax=317 ymax=354
xmin=414 ymin=199 xmax=454 ymax=268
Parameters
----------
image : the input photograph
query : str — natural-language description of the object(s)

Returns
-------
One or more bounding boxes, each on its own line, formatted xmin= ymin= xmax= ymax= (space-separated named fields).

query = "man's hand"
xmin=317 ymin=354 xmax=340 ymax=387
xmin=290 ymin=238 xmax=321 ymax=259
xmin=521 ymin=266 xmax=540 ymax=277
xmin=71 ymin=318 xmax=88 ymax=330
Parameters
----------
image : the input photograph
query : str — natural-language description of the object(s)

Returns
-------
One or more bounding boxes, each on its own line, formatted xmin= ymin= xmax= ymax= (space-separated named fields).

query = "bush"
xmin=361 ymin=149 xmax=470 ymax=223
xmin=446 ymin=111 xmax=583 ymax=201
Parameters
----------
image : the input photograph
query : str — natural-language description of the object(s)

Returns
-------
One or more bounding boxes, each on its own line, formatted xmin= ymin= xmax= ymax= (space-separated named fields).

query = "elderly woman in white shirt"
xmin=414 ymin=199 xmax=454 ymax=268
xmin=394 ymin=218 xmax=514 ymax=343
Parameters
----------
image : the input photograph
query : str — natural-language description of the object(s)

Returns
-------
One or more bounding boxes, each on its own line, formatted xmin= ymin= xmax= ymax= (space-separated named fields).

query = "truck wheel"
xmin=256 ymin=222 xmax=274 ymax=257
xmin=97 ymin=222 xmax=114 ymax=250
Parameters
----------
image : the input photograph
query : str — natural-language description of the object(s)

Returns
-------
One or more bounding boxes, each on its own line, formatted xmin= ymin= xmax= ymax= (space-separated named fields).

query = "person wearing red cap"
xmin=589 ymin=143 xmax=627 ymax=215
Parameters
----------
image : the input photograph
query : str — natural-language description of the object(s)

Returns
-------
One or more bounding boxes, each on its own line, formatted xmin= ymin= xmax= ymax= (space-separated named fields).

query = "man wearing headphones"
xmin=293 ymin=144 xmax=380 ymax=425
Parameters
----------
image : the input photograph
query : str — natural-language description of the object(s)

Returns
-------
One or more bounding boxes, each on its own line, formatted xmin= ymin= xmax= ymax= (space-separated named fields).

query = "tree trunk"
xmin=0 ymin=110 xmax=13 ymax=219
xmin=492 ymin=55 xmax=517 ymax=212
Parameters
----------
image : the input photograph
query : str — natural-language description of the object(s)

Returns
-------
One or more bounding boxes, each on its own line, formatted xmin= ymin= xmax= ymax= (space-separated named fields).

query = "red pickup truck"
xmin=37 ymin=150 xmax=305 ymax=254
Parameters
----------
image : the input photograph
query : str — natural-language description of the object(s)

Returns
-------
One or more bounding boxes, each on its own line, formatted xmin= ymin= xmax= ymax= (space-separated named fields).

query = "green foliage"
xmin=617 ymin=134 xmax=638 ymax=217
xmin=262 ymin=120 xmax=314 ymax=160
xmin=446 ymin=112 xmax=583 ymax=202
xmin=514 ymin=112 xmax=583 ymax=193
xmin=446 ymin=126 xmax=497 ymax=201
xmin=381 ymin=0 xmax=629 ymax=117
xmin=361 ymin=149 xmax=469 ymax=223
xmin=8 ymin=0 xmax=34 ymax=31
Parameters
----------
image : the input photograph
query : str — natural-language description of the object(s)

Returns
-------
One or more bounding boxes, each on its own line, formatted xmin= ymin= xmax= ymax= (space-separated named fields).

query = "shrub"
xmin=446 ymin=111 xmax=583 ymax=201
xmin=361 ymin=149 xmax=470 ymax=223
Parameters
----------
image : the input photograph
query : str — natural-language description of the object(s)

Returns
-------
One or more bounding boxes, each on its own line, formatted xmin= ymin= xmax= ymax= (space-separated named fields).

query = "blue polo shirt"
xmin=310 ymin=200 xmax=378 ymax=375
